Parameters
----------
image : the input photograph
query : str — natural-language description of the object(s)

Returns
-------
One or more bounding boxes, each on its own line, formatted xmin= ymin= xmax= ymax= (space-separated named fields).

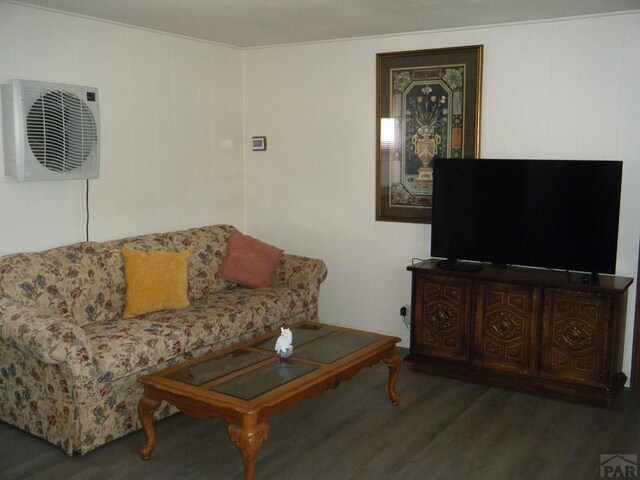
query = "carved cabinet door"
xmin=472 ymin=282 xmax=540 ymax=375
xmin=412 ymin=274 xmax=472 ymax=362
xmin=540 ymin=289 xmax=611 ymax=388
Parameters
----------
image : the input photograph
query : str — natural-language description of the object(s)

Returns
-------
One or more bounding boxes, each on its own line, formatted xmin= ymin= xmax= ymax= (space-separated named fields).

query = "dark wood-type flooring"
xmin=2 ymin=348 xmax=639 ymax=480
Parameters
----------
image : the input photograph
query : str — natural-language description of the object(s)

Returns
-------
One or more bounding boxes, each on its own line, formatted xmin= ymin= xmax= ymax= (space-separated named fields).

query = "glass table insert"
xmin=160 ymin=323 xmax=385 ymax=400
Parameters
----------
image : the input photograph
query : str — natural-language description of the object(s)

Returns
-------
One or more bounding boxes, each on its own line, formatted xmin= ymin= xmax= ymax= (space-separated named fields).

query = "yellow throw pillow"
xmin=121 ymin=247 xmax=192 ymax=319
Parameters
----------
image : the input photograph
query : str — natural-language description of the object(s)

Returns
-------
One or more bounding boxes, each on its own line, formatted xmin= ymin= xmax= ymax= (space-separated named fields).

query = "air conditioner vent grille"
xmin=2 ymin=79 xmax=100 ymax=181
xmin=26 ymin=88 xmax=98 ymax=173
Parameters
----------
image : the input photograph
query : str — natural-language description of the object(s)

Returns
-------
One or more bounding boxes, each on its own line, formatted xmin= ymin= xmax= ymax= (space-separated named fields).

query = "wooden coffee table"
xmin=137 ymin=322 xmax=401 ymax=480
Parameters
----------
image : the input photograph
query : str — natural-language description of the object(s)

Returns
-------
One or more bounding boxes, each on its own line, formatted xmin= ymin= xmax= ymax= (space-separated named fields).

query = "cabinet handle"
xmin=493 ymin=319 xmax=512 ymax=334
xmin=561 ymin=326 xmax=585 ymax=345
xmin=431 ymin=310 xmax=449 ymax=330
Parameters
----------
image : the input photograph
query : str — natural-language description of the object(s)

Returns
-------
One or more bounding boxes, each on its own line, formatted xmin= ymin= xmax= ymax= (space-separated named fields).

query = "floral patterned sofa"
xmin=0 ymin=225 xmax=327 ymax=455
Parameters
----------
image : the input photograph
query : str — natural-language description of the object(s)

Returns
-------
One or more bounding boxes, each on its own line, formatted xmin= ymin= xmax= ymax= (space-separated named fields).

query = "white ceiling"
xmin=11 ymin=0 xmax=640 ymax=47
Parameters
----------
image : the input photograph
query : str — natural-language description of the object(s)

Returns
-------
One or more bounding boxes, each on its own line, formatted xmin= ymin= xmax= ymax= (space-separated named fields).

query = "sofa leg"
xmin=138 ymin=396 xmax=161 ymax=460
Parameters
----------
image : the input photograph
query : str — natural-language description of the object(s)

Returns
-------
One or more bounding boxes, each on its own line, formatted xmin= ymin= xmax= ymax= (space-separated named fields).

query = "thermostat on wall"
xmin=251 ymin=136 xmax=267 ymax=151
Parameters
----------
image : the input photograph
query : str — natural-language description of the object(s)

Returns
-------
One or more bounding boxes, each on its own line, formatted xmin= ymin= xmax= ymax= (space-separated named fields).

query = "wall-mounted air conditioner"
xmin=2 ymin=79 xmax=100 ymax=181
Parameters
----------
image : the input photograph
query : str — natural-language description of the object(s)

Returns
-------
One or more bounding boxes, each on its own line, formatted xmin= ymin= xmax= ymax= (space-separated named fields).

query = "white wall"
xmin=1 ymin=4 xmax=638 ymax=377
xmin=243 ymin=13 xmax=640 ymax=375
xmin=0 ymin=2 xmax=245 ymax=254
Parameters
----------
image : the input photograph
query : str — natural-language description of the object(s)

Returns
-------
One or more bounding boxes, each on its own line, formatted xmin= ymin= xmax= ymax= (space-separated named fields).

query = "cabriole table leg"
xmin=138 ymin=396 xmax=161 ymax=460
xmin=384 ymin=350 xmax=401 ymax=406
xmin=227 ymin=418 xmax=270 ymax=480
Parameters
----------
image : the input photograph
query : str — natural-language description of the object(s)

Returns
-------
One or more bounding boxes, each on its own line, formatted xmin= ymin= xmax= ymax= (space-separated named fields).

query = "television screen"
xmin=431 ymin=158 xmax=623 ymax=274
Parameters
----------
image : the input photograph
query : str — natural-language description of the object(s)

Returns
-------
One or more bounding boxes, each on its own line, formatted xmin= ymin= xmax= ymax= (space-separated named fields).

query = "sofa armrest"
xmin=273 ymin=254 xmax=328 ymax=290
xmin=273 ymin=254 xmax=327 ymax=321
xmin=0 ymin=297 xmax=97 ymax=380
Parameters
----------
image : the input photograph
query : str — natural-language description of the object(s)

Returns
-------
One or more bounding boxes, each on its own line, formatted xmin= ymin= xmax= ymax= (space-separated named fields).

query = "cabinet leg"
xmin=384 ymin=350 xmax=401 ymax=406
xmin=227 ymin=420 xmax=270 ymax=480
xmin=138 ymin=396 xmax=161 ymax=460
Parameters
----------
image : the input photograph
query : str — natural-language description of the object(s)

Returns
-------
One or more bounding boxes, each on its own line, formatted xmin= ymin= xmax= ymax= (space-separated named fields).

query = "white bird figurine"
xmin=274 ymin=327 xmax=293 ymax=357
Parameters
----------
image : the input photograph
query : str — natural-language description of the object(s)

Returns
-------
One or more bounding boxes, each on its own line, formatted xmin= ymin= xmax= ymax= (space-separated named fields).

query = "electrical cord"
xmin=85 ymin=179 xmax=90 ymax=242
xmin=401 ymin=310 xmax=411 ymax=330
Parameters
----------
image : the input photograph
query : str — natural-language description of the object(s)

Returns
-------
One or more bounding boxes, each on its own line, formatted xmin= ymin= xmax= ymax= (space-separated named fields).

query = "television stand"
xmin=406 ymin=259 xmax=633 ymax=408
xmin=436 ymin=259 xmax=483 ymax=273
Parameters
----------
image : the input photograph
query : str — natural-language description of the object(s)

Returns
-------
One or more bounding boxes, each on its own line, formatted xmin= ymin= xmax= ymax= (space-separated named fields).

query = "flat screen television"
xmin=431 ymin=158 xmax=623 ymax=275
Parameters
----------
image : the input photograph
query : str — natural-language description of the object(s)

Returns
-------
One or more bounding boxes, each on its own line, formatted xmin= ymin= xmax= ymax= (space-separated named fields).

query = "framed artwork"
xmin=376 ymin=45 xmax=483 ymax=223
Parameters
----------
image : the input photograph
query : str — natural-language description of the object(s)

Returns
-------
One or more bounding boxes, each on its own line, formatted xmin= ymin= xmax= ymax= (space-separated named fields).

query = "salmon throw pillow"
xmin=218 ymin=232 xmax=284 ymax=288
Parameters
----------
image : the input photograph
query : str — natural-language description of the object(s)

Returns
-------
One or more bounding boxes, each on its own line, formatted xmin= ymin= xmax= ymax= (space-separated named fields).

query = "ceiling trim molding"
xmin=244 ymin=9 xmax=640 ymax=51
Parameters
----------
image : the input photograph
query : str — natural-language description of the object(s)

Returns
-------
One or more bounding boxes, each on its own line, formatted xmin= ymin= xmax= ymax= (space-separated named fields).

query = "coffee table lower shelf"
xmin=137 ymin=322 xmax=401 ymax=480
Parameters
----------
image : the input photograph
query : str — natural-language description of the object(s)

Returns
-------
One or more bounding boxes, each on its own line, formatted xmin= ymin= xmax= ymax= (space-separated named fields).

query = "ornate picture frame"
xmin=376 ymin=45 xmax=483 ymax=223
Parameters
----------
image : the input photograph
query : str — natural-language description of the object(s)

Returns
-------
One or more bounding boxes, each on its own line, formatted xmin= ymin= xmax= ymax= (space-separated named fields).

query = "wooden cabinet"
xmin=406 ymin=260 xmax=633 ymax=408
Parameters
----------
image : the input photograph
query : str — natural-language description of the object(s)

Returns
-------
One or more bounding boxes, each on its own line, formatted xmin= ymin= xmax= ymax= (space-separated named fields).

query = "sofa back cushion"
xmin=83 ymin=225 xmax=239 ymax=324
xmin=0 ymin=242 xmax=122 ymax=327
xmin=163 ymin=225 xmax=239 ymax=298
xmin=0 ymin=225 xmax=238 ymax=327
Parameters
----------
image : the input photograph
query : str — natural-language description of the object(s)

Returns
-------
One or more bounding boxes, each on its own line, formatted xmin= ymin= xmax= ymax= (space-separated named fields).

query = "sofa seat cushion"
xmin=84 ymin=286 xmax=309 ymax=383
